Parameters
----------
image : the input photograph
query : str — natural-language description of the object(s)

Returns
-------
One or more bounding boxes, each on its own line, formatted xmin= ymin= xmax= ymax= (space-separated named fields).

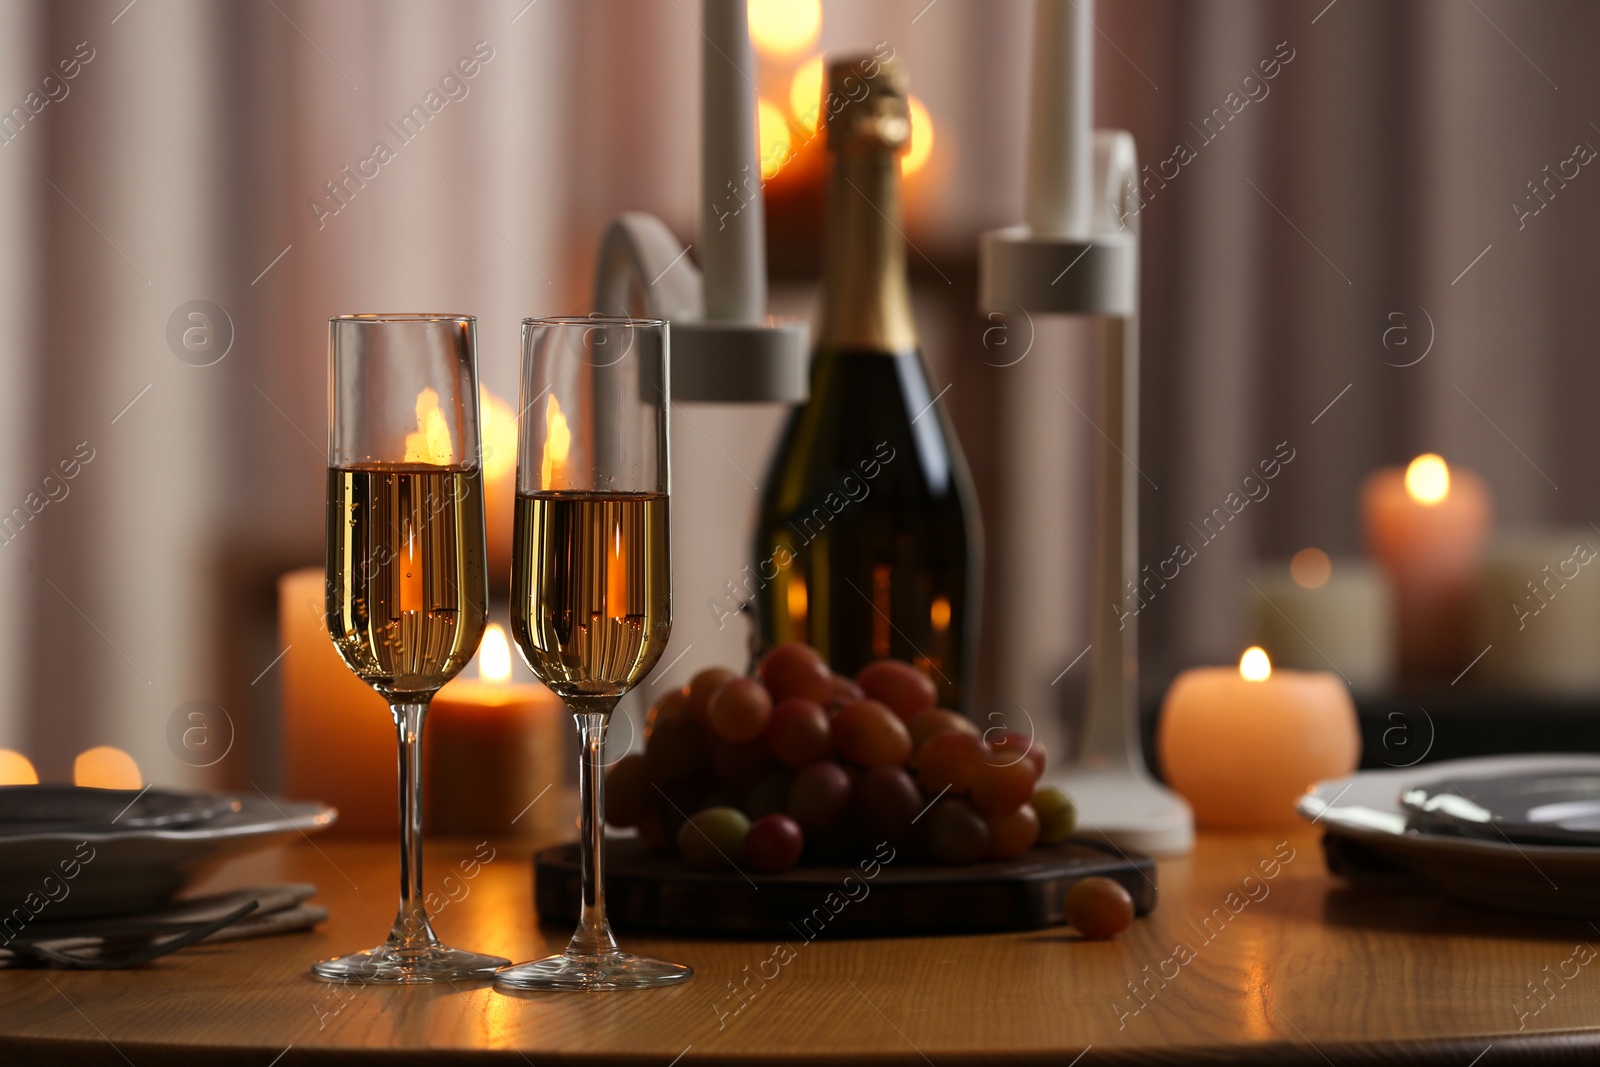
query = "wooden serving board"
xmin=534 ymin=837 xmax=1157 ymax=937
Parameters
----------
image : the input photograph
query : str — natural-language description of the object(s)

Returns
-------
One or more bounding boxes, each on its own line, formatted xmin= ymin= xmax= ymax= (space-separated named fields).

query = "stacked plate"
xmin=0 ymin=785 xmax=336 ymax=921
xmin=1298 ymin=754 xmax=1600 ymax=917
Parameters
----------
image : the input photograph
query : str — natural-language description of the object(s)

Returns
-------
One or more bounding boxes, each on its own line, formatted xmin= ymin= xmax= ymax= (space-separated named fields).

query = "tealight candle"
xmin=425 ymin=624 xmax=566 ymax=839
xmin=1157 ymin=648 xmax=1360 ymax=828
xmin=1361 ymin=454 xmax=1492 ymax=680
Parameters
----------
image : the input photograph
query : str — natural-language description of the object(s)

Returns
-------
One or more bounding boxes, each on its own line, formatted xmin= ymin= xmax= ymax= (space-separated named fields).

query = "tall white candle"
xmin=700 ymin=0 xmax=766 ymax=323
xmin=1025 ymin=0 xmax=1094 ymax=237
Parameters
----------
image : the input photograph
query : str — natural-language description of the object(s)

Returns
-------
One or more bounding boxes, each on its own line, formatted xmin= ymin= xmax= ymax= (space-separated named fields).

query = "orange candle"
xmin=480 ymin=388 xmax=518 ymax=596
xmin=425 ymin=624 xmax=566 ymax=840
xmin=1158 ymin=648 xmax=1360 ymax=828
xmin=278 ymin=567 xmax=394 ymax=836
xmin=1361 ymin=454 xmax=1492 ymax=679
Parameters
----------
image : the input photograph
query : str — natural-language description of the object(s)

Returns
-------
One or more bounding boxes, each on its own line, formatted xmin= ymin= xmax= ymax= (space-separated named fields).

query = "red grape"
xmin=645 ymin=707 xmax=711 ymax=783
xmin=925 ymin=797 xmax=989 ymax=864
xmin=1034 ymin=786 xmax=1077 ymax=844
xmin=985 ymin=804 xmax=1040 ymax=860
xmin=787 ymin=760 xmax=852 ymax=834
xmin=686 ymin=666 xmax=737 ymax=727
xmin=759 ymin=642 xmax=834 ymax=704
xmin=970 ymin=757 xmax=1040 ymax=818
xmin=604 ymin=753 xmax=653 ymax=828
xmin=678 ymin=807 xmax=749 ymax=869
xmin=745 ymin=813 xmax=805 ymax=873
xmin=1064 ymin=876 xmax=1135 ymax=939
xmin=827 ymin=674 xmax=865 ymax=709
xmin=708 ymin=677 xmax=772 ymax=743
xmin=645 ymin=688 xmax=690 ymax=736
xmin=857 ymin=660 xmax=939 ymax=721
xmin=831 ymin=699 xmax=913 ymax=767
xmin=911 ymin=729 xmax=985 ymax=795
xmin=986 ymin=729 xmax=1047 ymax=778
xmin=907 ymin=709 xmax=979 ymax=751
xmin=765 ymin=698 xmax=832 ymax=769
xmin=713 ymin=735 xmax=776 ymax=791
xmin=855 ymin=765 xmax=922 ymax=842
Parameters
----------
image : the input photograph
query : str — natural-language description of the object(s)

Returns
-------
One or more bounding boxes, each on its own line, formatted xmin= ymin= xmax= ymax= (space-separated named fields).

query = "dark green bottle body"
xmin=754 ymin=344 xmax=981 ymax=710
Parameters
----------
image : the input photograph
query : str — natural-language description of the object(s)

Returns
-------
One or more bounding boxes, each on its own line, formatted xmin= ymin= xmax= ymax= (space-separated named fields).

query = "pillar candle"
xmin=700 ymin=0 xmax=766 ymax=322
xmin=1476 ymin=530 xmax=1600 ymax=694
xmin=1246 ymin=549 xmax=1394 ymax=694
xmin=1025 ymin=0 xmax=1093 ymax=236
xmin=480 ymin=388 xmax=518 ymax=594
xmin=1361 ymin=454 xmax=1492 ymax=680
xmin=277 ymin=567 xmax=394 ymax=836
xmin=1158 ymin=648 xmax=1360 ymax=828
xmin=425 ymin=624 xmax=567 ymax=840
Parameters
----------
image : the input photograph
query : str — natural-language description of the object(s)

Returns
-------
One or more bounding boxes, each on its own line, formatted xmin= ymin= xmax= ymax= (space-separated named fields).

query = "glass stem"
xmin=390 ymin=700 xmax=437 ymax=949
xmin=567 ymin=707 xmax=620 ymax=960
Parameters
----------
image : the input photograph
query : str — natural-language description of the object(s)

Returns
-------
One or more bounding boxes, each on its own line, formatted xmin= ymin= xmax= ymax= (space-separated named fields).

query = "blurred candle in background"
xmin=426 ymin=624 xmax=565 ymax=839
xmin=1246 ymin=547 xmax=1393 ymax=694
xmin=278 ymin=566 xmax=393 ymax=836
xmin=1361 ymin=454 xmax=1492 ymax=681
xmin=1476 ymin=530 xmax=1600 ymax=695
xmin=1158 ymin=648 xmax=1360 ymax=828
xmin=480 ymin=387 xmax=518 ymax=595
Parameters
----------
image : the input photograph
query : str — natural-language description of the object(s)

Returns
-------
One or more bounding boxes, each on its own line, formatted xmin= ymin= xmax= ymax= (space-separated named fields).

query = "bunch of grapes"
xmin=605 ymin=642 xmax=1076 ymax=874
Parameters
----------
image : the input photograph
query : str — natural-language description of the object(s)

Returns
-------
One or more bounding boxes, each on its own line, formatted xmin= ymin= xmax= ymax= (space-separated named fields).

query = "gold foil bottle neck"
xmin=826 ymin=54 xmax=910 ymax=154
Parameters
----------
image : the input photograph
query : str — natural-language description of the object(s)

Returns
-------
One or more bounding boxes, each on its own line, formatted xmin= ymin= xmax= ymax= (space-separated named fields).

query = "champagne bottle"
xmin=754 ymin=54 xmax=982 ymax=710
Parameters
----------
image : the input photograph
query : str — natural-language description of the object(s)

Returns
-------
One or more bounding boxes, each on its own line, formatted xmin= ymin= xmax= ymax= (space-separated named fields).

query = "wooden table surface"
xmin=2 ymin=826 xmax=1598 ymax=1065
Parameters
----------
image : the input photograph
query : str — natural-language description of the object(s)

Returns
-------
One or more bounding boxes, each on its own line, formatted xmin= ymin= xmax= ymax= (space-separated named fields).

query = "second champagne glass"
xmin=496 ymin=316 xmax=692 ymax=991
xmin=318 ymin=313 xmax=511 ymax=982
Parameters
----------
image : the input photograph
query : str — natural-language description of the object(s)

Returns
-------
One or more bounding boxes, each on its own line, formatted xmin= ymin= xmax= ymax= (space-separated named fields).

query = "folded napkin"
xmin=0 ymin=884 xmax=326 ymax=969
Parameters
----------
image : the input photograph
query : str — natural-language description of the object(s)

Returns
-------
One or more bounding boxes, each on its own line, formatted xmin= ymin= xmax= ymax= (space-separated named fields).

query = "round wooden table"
xmin=1 ymin=827 xmax=1596 ymax=1064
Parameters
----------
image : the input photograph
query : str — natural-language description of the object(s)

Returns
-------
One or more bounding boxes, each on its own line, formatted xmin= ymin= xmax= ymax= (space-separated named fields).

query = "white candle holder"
xmin=590 ymin=0 xmax=807 ymax=404
xmin=979 ymin=1 xmax=1193 ymax=857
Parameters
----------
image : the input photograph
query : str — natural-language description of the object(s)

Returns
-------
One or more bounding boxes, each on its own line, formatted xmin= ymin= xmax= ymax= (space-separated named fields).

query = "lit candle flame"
xmin=786 ymin=576 xmax=808 ymax=630
xmin=480 ymin=387 xmax=517 ymax=482
xmin=1405 ymin=453 xmax=1450 ymax=506
xmin=1239 ymin=646 xmax=1272 ymax=683
xmin=789 ymin=54 xmax=824 ymax=135
xmin=73 ymin=746 xmax=141 ymax=789
xmin=479 ymin=623 xmax=512 ymax=684
xmin=903 ymin=95 xmax=934 ymax=176
xmin=540 ymin=393 xmax=571 ymax=489
xmin=1290 ymin=547 xmax=1332 ymax=590
xmin=930 ymin=595 xmax=951 ymax=633
xmin=403 ymin=387 xmax=455 ymax=466
xmin=0 ymin=749 xmax=37 ymax=785
xmin=747 ymin=0 xmax=820 ymax=58
xmin=757 ymin=97 xmax=792 ymax=180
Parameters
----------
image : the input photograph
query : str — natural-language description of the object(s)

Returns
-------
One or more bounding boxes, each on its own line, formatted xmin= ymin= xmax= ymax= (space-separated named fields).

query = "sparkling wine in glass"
xmin=496 ymin=315 xmax=691 ymax=991
xmin=316 ymin=313 xmax=511 ymax=983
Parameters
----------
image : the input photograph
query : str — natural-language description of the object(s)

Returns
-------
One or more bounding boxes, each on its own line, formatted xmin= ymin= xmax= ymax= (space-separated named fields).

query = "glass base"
xmin=312 ymin=942 xmax=511 ymax=984
xmin=494 ymin=951 xmax=693 ymax=991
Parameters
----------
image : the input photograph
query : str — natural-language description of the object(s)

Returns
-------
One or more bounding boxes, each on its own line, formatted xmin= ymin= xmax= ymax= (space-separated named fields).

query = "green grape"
xmin=678 ymin=806 xmax=750 ymax=870
xmin=1033 ymin=786 xmax=1077 ymax=844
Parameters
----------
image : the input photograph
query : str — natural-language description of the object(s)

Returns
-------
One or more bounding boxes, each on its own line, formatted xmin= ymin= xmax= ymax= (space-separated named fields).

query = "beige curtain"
xmin=3 ymin=0 xmax=1594 ymax=789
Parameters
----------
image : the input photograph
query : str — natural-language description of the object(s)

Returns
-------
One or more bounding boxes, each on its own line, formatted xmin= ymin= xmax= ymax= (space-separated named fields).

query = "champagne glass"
xmin=496 ymin=316 xmax=691 ymax=991
xmin=317 ymin=313 xmax=512 ymax=982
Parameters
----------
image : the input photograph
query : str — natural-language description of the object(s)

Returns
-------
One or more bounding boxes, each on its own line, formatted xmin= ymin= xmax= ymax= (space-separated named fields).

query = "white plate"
xmin=0 ymin=793 xmax=337 ymax=922
xmin=1298 ymin=754 xmax=1600 ymax=916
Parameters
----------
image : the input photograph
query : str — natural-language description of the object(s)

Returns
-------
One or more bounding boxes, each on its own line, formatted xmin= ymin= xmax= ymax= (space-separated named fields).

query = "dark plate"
xmin=536 ymin=837 xmax=1157 ymax=938
xmin=0 ymin=785 xmax=238 ymax=837
xmin=1400 ymin=770 xmax=1600 ymax=847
